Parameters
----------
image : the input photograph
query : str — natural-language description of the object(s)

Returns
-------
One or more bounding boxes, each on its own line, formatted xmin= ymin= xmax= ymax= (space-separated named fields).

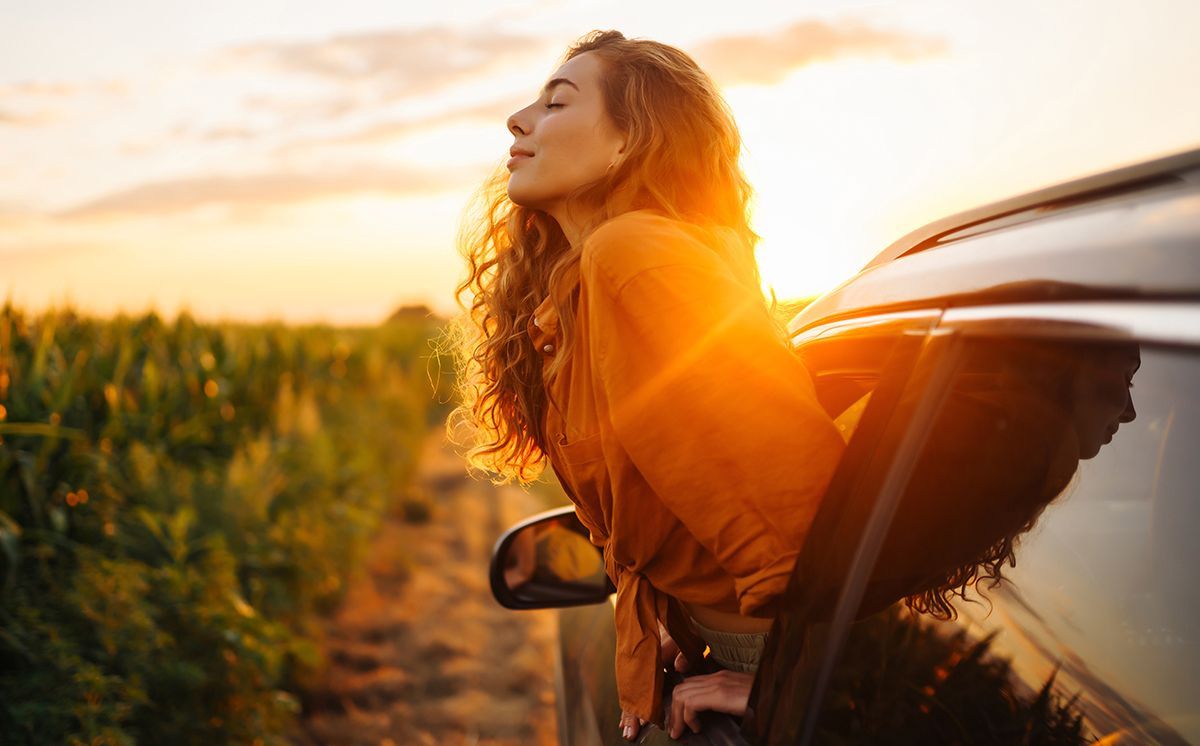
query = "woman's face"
xmin=1069 ymin=346 xmax=1140 ymax=459
xmin=505 ymin=51 xmax=626 ymax=213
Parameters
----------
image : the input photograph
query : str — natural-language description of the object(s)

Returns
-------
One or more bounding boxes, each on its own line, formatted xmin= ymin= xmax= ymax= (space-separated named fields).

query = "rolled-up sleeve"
xmin=582 ymin=219 xmax=847 ymax=616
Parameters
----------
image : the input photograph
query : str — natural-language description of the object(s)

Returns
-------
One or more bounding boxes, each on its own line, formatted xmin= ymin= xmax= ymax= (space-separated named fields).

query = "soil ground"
xmin=290 ymin=427 xmax=562 ymax=746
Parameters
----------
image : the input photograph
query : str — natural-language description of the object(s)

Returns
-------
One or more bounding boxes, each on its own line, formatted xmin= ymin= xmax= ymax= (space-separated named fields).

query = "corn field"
xmin=0 ymin=301 xmax=454 ymax=745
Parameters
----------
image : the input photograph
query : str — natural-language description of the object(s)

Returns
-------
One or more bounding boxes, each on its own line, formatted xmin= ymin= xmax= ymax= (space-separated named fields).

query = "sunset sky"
xmin=3 ymin=0 xmax=1198 ymax=325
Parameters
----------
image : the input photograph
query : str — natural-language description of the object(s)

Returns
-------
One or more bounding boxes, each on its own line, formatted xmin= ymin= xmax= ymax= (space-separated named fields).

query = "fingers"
xmin=665 ymin=670 xmax=756 ymax=740
xmin=657 ymin=620 xmax=693 ymax=672
xmin=668 ymin=681 xmax=705 ymax=740
xmin=619 ymin=709 xmax=643 ymax=741
xmin=674 ymin=650 xmax=690 ymax=672
xmin=658 ymin=624 xmax=683 ymax=669
xmin=661 ymin=636 xmax=682 ymax=667
xmin=683 ymin=701 xmax=702 ymax=737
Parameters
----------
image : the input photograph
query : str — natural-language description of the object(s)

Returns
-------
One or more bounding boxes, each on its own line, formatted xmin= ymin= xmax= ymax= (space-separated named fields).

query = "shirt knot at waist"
xmin=602 ymin=540 xmax=705 ymax=727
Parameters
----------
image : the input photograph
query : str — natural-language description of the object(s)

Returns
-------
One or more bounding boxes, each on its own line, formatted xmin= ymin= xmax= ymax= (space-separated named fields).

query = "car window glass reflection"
xmin=814 ymin=338 xmax=1197 ymax=744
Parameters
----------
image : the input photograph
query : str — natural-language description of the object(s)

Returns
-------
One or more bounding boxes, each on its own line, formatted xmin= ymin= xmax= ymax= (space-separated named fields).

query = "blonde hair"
xmin=444 ymin=29 xmax=779 ymax=484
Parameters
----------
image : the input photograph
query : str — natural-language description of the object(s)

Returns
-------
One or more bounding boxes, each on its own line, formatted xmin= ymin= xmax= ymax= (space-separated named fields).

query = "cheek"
xmin=1069 ymin=376 xmax=1128 ymax=451
xmin=1074 ymin=371 xmax=1126 ymax=414
xmin=542 ymin=116 xmax=611 ymax=172
xmin=1093 ymin=373 xmax=1130 ymax=418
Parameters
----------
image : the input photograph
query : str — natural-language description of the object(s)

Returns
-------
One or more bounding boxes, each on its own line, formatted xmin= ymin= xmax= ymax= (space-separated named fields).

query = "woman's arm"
xmin=620 ymin=619 xmax=695 ymax=740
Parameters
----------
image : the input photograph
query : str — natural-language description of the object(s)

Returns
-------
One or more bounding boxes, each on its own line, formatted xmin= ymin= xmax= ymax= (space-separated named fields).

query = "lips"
xmin=506 ymin=147 xmax=533 ymax=170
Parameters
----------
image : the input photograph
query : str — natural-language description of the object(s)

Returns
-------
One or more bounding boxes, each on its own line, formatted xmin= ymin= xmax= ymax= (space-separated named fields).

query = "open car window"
xmin=797 ymin=325 xmax=1199 ymax=744
xmin=792 ymin=311 xmax=940 ymax=425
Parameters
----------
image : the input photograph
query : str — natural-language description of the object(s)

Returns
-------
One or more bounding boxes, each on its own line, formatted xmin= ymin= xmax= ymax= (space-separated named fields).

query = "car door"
xmin=750 ymin=300 xmax=1200 ymax=745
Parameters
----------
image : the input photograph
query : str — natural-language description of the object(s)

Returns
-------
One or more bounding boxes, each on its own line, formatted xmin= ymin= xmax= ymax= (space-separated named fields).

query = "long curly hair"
xmin=444 ymin=29 xmax=777 ymax=484
xmin=890 ymin=339 xmax=1138 ymax=621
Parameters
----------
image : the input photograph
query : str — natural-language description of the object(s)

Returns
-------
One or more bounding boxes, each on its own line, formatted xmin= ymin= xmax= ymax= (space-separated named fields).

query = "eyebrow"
xmin=541 ymin=77 xmax=579 ymax=96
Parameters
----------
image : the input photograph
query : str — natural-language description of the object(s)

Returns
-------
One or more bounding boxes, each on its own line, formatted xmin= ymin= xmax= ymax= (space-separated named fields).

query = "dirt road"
xmin=291 ymin=427 xmax=562 ymax=746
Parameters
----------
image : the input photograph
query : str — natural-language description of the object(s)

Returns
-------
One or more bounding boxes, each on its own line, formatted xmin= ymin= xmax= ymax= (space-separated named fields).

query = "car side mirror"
xmin=489 ymin=505 xmax=616 ymax=609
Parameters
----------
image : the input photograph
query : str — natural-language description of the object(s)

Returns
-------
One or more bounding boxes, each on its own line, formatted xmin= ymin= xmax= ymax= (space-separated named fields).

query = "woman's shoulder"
xmin=581 ymin=209 xmax=729 ymax=292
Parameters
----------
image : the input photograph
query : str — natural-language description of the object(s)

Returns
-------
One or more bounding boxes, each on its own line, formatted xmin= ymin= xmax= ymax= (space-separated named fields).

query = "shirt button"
xmin=533 ymin=317 xmax=541 ymax=328
xmin=542 ymin=344 xmax=554 ymax=353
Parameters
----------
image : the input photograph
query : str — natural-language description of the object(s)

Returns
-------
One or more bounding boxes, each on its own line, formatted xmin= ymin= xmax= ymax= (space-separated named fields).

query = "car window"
xmin=791 ymin=311 xmax=938 ymax=424
xmin=805 ymin=334 xmax=1198 ymax=744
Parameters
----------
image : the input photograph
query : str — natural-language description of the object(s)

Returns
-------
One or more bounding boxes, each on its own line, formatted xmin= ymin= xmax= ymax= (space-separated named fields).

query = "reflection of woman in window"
xmin=865 ymin=338 xmax=1140 ymax=620
xmin=769 ymin=339 xmax=1143 ymax=743
xmin=447 ymin=30 xmax=846 ymax=740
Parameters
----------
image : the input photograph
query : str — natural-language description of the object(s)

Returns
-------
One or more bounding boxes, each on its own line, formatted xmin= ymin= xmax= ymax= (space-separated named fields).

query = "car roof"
xmin=790 ymin=146 xmax=1200 ymax=334
xmin=864 ymin=146 xmax=1200 ymax=270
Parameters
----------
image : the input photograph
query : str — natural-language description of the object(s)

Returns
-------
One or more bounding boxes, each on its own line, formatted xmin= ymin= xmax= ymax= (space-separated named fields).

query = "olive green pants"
xmin=686 ymin=614 xmax=767 ymax=673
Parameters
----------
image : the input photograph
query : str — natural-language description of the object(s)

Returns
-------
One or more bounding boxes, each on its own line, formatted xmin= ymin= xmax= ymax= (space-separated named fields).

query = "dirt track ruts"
xmin=290 ymin=427 xmax=560 ymax=746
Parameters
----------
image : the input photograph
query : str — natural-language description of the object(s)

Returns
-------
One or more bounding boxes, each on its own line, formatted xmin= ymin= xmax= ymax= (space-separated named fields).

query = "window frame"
xmin=744 ymin=308 xmax=946 ymax=742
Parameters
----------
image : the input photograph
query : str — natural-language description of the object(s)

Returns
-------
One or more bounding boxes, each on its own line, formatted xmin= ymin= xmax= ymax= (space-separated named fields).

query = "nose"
xmin=507 ymin=108 xmax=527 ymax=137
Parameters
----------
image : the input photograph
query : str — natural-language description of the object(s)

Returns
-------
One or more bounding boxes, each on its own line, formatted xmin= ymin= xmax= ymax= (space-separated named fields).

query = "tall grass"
xmin=0 ymin=301 xmax=454 ymax=745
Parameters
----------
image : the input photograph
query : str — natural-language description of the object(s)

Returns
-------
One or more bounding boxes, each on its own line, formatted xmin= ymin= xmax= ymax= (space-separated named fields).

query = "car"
xmin=489 ymin=145 xmax=1200 ymax=745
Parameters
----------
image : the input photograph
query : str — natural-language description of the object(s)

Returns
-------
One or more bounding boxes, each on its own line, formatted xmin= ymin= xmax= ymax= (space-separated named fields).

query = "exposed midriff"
xmin=681 ymin=599 xmax=774 ymax=633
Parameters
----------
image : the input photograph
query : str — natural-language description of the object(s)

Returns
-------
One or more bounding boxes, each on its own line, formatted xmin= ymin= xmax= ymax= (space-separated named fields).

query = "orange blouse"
xmin=528 ymin=209 xmax=847 ymax=726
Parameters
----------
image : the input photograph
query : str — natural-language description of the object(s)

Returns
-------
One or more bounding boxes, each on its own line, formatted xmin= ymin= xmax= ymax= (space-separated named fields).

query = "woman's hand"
xmin=619 ymin=621 xmax=693 ymax=740
xmin=665 ymin=669 xmax=755 ymax=740
xmin=658 ymin=618 xmax=691 ymax=674
xmin=619 ymin=711 xmax=647 ymax=741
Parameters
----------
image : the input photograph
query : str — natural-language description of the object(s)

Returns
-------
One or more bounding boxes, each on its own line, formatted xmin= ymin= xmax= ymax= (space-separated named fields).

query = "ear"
xmin=611 ymin=131 xmax=627 ymax=157
xmin=611 ymin=139 xmax=627 ymax=168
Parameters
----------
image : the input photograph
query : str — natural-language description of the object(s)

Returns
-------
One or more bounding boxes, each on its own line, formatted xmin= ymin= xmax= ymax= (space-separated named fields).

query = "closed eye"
xmin=545 ymin=102 xmax=564 ymax=109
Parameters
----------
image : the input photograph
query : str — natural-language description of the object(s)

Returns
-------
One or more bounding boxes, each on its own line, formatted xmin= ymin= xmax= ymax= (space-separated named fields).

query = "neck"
xmin=547 ymin=202 xmax=599 ymax=251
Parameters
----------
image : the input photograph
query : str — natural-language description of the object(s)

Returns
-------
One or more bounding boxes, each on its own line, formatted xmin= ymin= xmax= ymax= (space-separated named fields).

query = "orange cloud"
xmin=694 ymin=19 xmax=948 ymax=86
xmin=272 ymin=93 xmax=528 ymax=157
xmin=0 ymin=107 xmax=57 ymax=127
xmin=0 ymin=81 xmax=83 ymax=97
xmin=0 ymin=200 xmax=42 ymax=229
xmin=0 ymin=77 xmax=129 ymax=128
xmin=53 ymin=163 xmax=482 ymax=221
xmin=214 ymin=25 xmax=555 ymax=99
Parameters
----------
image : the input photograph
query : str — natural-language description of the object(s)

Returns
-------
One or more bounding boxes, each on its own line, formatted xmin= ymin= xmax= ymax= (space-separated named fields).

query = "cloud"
xmin=0 ymin=78 xmax=129 ymax=103
xmin=196 ymin=125 xmax=262 ymax=143
xmin=0 ymin=200 xmax=44 ymax=229
xmin=213 ymin=25 xmax=556 ymax=100
xmin=694 ymin=18 xmax=948 ymax=86
xmin=0 ymin=77 xmax=130 ymax=128
xmin=118 ymin=25 xmax=555 ymax=150
xmin=52 ymin=163 xmax=483 ymax=221
xmin=0 ymin=81 xmax=82 ymax=98
xmin=0 ymin=107 xmax=56 ymax=127
xmin=237 ymin=93 xmax=360 ymax=127
xmin=272 ymin=93 xmax=527 ymax=157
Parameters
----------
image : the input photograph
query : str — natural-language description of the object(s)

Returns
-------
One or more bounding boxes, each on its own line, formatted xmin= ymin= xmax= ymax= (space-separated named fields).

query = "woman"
xmin=448 ymin=30 xmax=847 ymax=740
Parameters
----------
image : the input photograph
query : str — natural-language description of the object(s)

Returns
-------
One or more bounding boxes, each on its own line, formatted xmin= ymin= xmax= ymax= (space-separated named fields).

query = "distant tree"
xmin=385 ymin=304 xmax=440 ymax=324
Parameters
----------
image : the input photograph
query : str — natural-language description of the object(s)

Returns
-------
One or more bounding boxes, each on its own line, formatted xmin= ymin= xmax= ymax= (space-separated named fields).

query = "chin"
xmin=1078 ymin=441 xmax=1102 ymax=460
xmin=505 ymin=183 xmax=539 ymax=210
